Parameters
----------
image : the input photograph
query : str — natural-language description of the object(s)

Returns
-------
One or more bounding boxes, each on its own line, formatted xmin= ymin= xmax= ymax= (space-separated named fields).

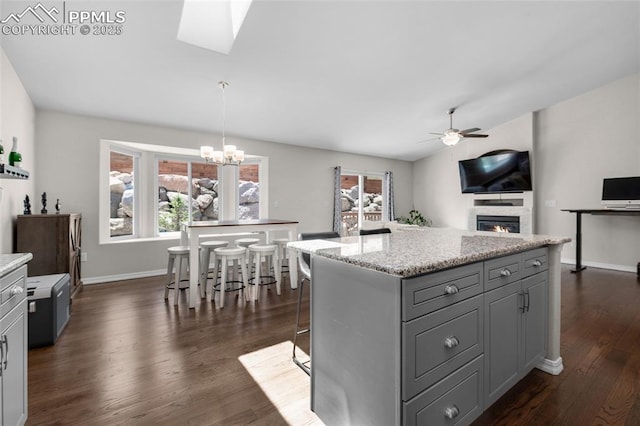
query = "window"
xmin=238 ymin=163 xmax=260 ymax=220
xmin=100 ymin=139 xmax=267 ymax=244
xmin=339 ymin=171 xmax=385 ymax=236
xmin=109 ymin=149 xmax=139 ymax=238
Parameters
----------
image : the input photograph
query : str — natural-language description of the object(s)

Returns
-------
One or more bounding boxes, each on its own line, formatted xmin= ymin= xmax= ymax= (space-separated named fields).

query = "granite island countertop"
xmin=0 ymin=253 xmax=33 ymax=277
xmin=288 ymin=227 xmax=570 ymax=278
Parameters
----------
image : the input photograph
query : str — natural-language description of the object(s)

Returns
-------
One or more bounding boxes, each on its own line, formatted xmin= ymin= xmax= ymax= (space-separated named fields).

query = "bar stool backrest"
xmin=298 ymin=231 xmax=341 ymax=279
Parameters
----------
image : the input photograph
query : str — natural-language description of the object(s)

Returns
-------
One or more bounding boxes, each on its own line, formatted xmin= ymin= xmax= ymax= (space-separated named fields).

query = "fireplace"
xmin=477 ymin=215 xmax=520 ymax=233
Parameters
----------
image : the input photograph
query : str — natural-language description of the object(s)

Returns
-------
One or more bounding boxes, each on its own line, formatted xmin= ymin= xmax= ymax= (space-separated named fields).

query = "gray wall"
xmin=414 ymin=73 xmax=640 ymax=272
xmin=35 ymin=110 xmax=413 ymax=282
xmin=0 ymin=50 xmax=36 ymax=254
xmin=534 ymin=73 xmax=640 ymax=271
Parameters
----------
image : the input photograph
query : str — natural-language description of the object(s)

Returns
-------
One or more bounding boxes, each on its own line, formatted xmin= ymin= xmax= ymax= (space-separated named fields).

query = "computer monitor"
xmin=601 ymin=176 xmax=640 ymax=209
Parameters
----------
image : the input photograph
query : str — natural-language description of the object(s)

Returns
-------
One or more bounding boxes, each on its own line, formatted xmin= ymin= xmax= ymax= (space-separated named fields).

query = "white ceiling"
xmin=2 ymin=0 xmax=639 ymax=161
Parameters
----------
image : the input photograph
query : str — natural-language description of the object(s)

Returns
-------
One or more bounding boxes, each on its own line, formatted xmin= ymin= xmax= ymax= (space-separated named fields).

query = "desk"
xmin=562 ymin=209 xmax=640 ymax=272
xmin=183 ymin=219 xmax=299 ymax=308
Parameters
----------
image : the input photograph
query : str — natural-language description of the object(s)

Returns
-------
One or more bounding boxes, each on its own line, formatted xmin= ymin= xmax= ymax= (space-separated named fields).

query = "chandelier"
xmin=200 ymin=81 xmax=244 ymax=166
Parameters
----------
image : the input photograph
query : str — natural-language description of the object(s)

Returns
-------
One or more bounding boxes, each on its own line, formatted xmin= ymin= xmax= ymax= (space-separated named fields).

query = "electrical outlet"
xmin=81 ymin=252 xmax=88 ymax=262
xmin=544 ymin=200 xmax=557 ymax=208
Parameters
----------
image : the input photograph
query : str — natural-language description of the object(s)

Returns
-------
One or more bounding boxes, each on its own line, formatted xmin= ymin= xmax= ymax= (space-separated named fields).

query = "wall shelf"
xmin=0 ymin=164 xmax=29 ymax=179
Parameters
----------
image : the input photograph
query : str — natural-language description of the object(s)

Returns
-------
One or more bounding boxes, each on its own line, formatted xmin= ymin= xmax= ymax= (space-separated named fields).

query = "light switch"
xmin=544 ymin=200 xmax=556 ymax=208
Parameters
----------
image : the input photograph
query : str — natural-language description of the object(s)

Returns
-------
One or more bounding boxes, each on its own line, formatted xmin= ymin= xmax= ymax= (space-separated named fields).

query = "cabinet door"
xmin=69 ymin=215 xmax=82 ymax=295
xmin=484 ymin=281 xmax=521 ymax=407
xmin=521 ymin=272 xmax=548 ymax=373
xmin=1 ymin=300 xmax=27 ymax=426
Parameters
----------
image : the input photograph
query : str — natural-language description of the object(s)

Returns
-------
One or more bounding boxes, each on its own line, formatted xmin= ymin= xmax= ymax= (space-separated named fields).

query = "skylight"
xmin=177 ymin=0 xmax=253 ymax=55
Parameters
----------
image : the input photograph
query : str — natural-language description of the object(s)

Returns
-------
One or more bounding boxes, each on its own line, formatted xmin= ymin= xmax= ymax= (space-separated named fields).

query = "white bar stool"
xmin=272 ymin=238 xmax=290 ymax=276
xmin=235 ymin=237 xmax=261 ymax=280
xmin=235 ymin=237 xmax=261 ymax=248
xmin=247 ymin=243 xmax=281 ymax=301
xmin=199 ymin=240 xmax=229 ymax=293
xmin=211 ymin=246 xmax=250 ymax=308
xmin=165 ymin=245 xmax=190 ymax=306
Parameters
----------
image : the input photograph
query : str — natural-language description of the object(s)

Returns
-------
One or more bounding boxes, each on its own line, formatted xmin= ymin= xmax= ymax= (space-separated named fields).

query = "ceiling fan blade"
xmin=428 ymin=132 xmax=444 ymax=136
xmin=417 ymin=137 xmax=442 ymax=144
xmin=462 ymin=134 xmax=489 ymax=138
xmin=459 ymin=128 xmax=482 ymax=134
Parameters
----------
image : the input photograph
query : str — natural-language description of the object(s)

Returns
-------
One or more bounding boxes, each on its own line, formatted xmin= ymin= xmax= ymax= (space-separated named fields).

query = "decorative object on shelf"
xmin=397 ymin=209 xmax=432 ymax=227
xmin=200 ymin=81 xmax=244 ymax=166
xmin=0 ymin=139 xmax=5 ymax=164
xmin=41 ymin=192 xmax=48 ymax=214
xmin=0 ymin=164 xmax=30 ymax=179
xmin=9 ymin=136 xmax=22 ymax=167
xmin=23 ymin=195 xmax=31 ymax=215
xmin=55 ymin=199 xmax=61 ymax=214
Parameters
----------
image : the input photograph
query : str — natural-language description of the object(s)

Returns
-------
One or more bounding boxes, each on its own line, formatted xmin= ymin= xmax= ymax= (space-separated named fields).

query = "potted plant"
xmin=397 ymin=209 xmax=432 ymax=227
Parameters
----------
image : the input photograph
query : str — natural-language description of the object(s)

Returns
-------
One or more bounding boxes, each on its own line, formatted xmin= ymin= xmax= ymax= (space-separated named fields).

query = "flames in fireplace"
xmin=477 ymin=215 xmax=520 ymax=233
xmin=492 ymin=225 xmax=511 ymax=233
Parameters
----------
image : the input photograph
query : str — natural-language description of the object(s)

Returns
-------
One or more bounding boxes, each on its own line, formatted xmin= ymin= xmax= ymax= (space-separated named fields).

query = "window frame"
xmin=340 ymin=169 xmax=386 ymax=234
xmin=99 ymin=139 xmax=268 ymax=244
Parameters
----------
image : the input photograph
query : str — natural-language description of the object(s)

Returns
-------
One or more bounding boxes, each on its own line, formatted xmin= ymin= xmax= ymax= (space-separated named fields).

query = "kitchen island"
xmin=289 ymin=228 xmax=569 ymax=426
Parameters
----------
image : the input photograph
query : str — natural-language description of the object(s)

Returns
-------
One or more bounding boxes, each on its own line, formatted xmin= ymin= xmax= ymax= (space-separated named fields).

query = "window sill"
xmin=100 ymin=233 xmax=181 ymax=245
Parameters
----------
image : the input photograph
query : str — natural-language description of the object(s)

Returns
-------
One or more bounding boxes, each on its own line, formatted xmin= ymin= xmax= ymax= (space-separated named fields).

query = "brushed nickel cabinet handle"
xmin=444 ymin=336 xmax=460 ymax=348
xmin=500 ymin=268 xmax=512 ymax=277
xmin=533 ymin=259 xmax=542 ymax=267
xmin=444 ymin=284 xmax=459 ymax=295
xmin=444 ymin=405 xmax=460 ymax=419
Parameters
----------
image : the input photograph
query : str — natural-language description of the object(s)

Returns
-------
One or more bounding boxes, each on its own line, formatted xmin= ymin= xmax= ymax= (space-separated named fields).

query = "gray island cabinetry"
xmin=290 ymin=228 xmax=568 ymax=426
xmin=0 ymin=253 xmax=32 ymax=426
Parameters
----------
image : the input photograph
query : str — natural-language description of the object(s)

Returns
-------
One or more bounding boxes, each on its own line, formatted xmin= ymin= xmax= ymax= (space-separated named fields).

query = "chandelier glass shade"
xmin=200 ymin=81 xmax=244 ymax=166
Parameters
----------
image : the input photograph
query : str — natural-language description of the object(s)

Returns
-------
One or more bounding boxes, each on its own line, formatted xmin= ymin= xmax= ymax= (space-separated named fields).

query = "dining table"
xmin=181 ymin=218 xmax=299 ymax=308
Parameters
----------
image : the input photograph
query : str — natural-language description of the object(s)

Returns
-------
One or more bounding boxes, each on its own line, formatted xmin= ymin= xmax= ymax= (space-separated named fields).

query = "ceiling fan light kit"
xmin=441 ymin=130 xmax=461 ymax=146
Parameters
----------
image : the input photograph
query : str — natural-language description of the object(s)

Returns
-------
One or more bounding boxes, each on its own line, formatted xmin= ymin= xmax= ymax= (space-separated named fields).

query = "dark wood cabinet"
xmin=16 ymin=214 xmax=82 ymax=297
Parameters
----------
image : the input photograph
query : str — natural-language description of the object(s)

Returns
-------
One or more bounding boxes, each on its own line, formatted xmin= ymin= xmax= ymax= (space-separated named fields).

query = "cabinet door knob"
xmin=444 ymin=284 xmax=459 ymax=295
xmin=533 ymin=259 xmax=542 ymax=267
xmin=10 ymin=286 xmax=23 ymax=296
xmin=444 ymin=405 xmax=460 ymax=419
xmin=500 ymin=268 xmax=512 ymax=277
xmin=444 ymin=336 xmax=460 ymax=348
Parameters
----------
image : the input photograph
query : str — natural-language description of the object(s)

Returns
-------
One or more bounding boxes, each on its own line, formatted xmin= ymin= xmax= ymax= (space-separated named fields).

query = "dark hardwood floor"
xmin=26 ymin=266 xmax=640 ymax=425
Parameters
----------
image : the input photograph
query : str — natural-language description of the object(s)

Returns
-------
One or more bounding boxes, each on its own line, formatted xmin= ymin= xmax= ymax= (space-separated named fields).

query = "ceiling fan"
xmin=421 ymin=108 xmax=489 ymax=146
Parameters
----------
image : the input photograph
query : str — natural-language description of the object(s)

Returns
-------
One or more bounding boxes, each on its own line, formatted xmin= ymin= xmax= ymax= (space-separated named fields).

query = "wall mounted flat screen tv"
xmin=458 ymin=150 xmax=532 ymax=194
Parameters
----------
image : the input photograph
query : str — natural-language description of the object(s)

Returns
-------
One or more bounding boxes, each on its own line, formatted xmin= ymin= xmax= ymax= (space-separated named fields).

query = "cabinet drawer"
xmin=0 ymin=265 xmax=27 ymax=318
xmin=402 ymin=262 xmax=483 ymax=321
xmin=522 ymin=247 xmax=548 ymax=278
xmin=403 ymin=295 xmax=483 ymax=400
xmin=403 ymin=355 xmax=484 ymax=426
xmin=485 ymin=253 xmax=521 ymax=291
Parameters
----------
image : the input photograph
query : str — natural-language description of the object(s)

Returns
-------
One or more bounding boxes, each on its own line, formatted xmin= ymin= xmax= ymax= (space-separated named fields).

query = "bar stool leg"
xmin=165 ymin=254 xmax=174 ymax=300
xmin=200 ymin=248 xmax=211 ymax=298
xmin=292 ymin=277 xmax=310 ymax=375
xmin=207 ymin=252 xmax=219 ymax=302
xmin=240 ymin=255 xmax=250 ymax=302
xmin=219 ymin=257 xmax=228 ymax=308
xmin=173 ymin=255 xmax=182 ymax=306
xmin=274 ymin=252 xmax=282 ymax=295
xmin=253 ymin=252 xmax=262 ymax=301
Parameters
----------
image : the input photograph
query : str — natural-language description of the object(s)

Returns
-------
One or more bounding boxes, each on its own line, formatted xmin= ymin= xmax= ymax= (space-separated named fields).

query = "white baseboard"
xmin=82 ymin=269 xmax=166 ymax=285
xmin=561 ymin=258 xmax=638 ymax=273
xmin=537 ymin=357 xmax=564 ymax=375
